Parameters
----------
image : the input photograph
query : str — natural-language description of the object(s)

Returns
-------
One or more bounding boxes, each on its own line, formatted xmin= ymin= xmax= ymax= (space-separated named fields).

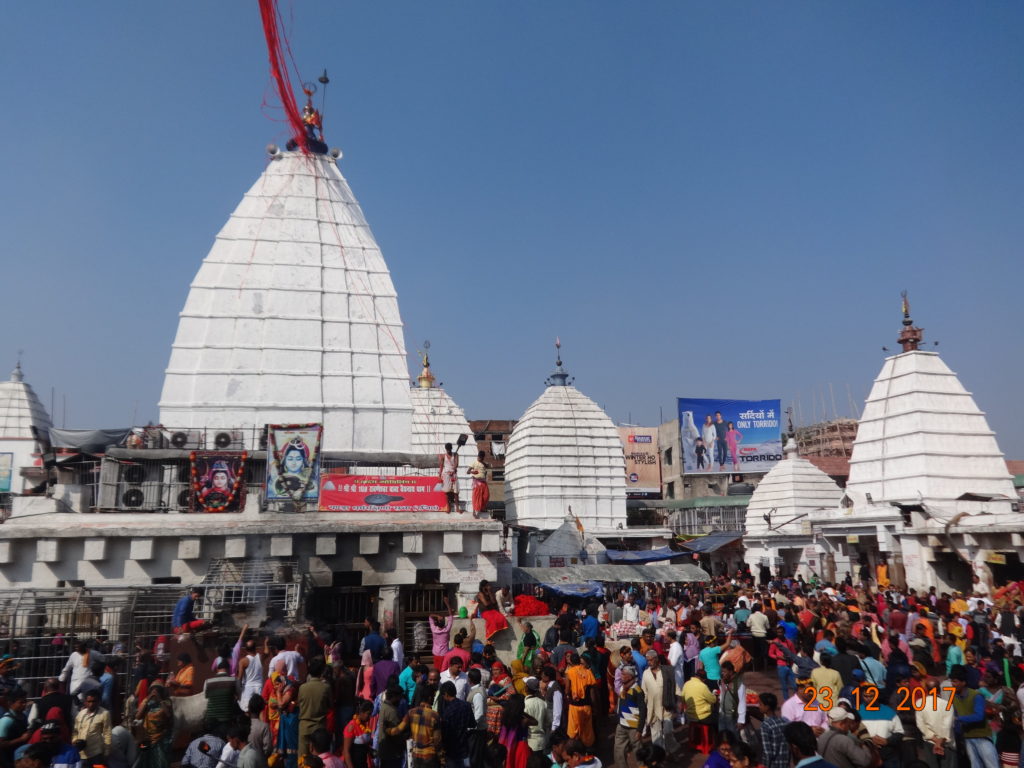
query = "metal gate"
xmin=305 ymin=587 xmax=378 ymax=663
xmin=399 ymin=584 xmax=452 ymax=661
xmin=0 ymin=587 xmax=181 ymax=701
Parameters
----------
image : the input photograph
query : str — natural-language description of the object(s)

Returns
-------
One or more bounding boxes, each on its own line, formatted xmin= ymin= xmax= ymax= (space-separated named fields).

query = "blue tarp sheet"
xmin=678 ymin=530 xmax=744 ymax=553
xmin=606 ymin=546 xmax=678 ymax=564
xmin=539 ymin=581 xmax=604 ymax=598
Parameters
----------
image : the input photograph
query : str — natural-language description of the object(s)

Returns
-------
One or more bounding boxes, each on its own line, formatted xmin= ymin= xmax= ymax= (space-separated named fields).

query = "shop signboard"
xmin=618 ymin=426 xmax=661 ymax=498
xmin=0 ymin=453 xmax=12 ymax=493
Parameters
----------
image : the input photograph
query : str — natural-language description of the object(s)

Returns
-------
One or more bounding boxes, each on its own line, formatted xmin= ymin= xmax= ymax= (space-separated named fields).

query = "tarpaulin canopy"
xmin=48 ymin=428 xmax=131 ymax=453
xmin=678 ymin=530 xmax=744 ymax=554
xmin=510 ymin=563 xmax=709 ymax=585
xmin=540 ymin=581 xmax=604 ymax=598
xmin=606 ymin=546 xmax=678 ymax=564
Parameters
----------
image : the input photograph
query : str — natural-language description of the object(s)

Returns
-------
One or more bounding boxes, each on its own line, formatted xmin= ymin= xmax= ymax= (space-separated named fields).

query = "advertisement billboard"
xmin=0 ymin=453 xmax=12 ymax=493
xmin=319 ymin=475 xmax=448 ymax=512
xmin=618 ymin=427 xmax=662 ymax=499
xmin=677 ymin=398 xmax=782 ymax=475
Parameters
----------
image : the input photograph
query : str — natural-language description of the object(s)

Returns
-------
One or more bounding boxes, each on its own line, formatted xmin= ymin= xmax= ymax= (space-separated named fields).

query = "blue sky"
xmin=2 ymin=2 xmax=1022 ymax=456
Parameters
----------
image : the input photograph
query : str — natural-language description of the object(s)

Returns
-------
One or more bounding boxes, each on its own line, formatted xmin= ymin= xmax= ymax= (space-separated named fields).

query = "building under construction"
xmin=795 ymin=418 xmax=858 ymax=458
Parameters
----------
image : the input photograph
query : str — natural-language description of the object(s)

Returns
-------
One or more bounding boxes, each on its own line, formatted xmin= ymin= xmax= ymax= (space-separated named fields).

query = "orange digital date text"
xmin=802 ymin=686 xmax=955 ymax=712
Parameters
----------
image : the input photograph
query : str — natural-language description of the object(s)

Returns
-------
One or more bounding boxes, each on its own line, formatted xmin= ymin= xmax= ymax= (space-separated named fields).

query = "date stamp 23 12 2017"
xmin=802 ymin=686 xmax=955 ymax=712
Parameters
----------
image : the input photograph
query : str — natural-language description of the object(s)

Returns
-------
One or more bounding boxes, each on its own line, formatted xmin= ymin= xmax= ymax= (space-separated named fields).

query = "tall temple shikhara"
xmin=159 ymin=146 xmax=414 ymax=455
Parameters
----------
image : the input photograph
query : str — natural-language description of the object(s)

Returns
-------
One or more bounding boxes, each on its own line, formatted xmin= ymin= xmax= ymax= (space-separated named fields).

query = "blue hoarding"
xmin=677 ymin=398 xmax=783 ymax=475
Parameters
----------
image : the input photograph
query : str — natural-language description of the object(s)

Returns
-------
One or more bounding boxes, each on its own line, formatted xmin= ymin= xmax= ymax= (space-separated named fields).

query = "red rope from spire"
xmin=258 ymin=0 xmax=307 ymax=153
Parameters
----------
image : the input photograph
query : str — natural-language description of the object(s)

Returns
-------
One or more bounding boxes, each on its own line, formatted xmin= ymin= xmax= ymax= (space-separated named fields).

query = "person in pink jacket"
xmin=725 ymin=422 xmax=743 ymax=471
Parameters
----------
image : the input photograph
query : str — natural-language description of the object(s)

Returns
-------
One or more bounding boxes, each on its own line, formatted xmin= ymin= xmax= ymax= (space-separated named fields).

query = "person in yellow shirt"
xmin=809 ymin=654 xmax=843 ymax=707
xmin=876 ymin=562 xmax=890 ymax=590
xmin=565 ymin=652 xmax=597 ymax=748
xmin=73 ymin=691 xmax=112 ymax=764
xmin=682 ymin=673 xmax=717 ymax=724
xmin=951 ymin=593 xmax=968 ymax=616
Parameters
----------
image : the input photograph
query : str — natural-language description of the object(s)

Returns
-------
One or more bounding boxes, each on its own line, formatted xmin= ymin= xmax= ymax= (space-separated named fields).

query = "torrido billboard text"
xmin=677 ymin=398 xmax=783 ymax=475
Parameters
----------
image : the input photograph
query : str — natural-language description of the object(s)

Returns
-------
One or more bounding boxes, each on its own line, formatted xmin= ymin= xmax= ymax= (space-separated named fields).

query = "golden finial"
xmin=417 ymin=340 xmax=436 ymax=388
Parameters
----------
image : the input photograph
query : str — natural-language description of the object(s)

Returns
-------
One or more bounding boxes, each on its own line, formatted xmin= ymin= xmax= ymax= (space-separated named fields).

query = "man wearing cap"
xmin=72 ymin=691 xmax=111 ymax=768
xmin=818 ymin=707 xmax=873 ymax=768
xmin=0 ymin=691 xmax=29 ymax=768
xmin=613 ymin=666 xmax=645 ymax=768
xmin=523 ymin=677 xmax=551 ymax=757
xmin=37 ymin=721 xmax=80 ymax=768
xmin=950 ymin=664 xmax=997 ymax=768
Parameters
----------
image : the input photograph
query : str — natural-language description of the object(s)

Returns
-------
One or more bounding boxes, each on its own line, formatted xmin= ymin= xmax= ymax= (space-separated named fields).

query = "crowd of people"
xmin=2 ymin=574 xmax=1024 ymax=768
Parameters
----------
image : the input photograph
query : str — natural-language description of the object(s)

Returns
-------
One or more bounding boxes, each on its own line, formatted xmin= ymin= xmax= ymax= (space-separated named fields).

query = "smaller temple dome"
xmin=504 ymin=345 xmax=626 ymax=533
xmin=0 ymin=363 xmax=53 ymax=494
xmin=0 ymin=363 xmax=52 ymax=441
xmin=846 ymin=302 xmax=1015 ymax=508
xmin=408 ymin=350 xmax=479 ymax=506
xmin=746 ymin=437 xmax=844 ymax=538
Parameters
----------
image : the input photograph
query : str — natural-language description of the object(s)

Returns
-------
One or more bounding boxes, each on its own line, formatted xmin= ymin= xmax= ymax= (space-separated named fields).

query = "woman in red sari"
xmin=477 ymin=580 xmax=509 ymax=640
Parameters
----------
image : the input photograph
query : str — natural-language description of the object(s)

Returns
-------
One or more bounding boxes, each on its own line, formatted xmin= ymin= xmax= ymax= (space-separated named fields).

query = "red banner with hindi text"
xmin=318 ymin=474 xmax=447 ymax=512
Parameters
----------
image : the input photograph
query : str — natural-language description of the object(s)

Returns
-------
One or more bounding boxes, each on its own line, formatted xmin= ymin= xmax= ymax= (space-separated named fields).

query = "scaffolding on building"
xmin=795 ymin=419 xmax=858 ymax=458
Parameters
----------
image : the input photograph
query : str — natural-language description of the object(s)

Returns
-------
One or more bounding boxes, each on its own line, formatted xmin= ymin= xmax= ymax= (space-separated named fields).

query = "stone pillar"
xmin=889 ymin=553 xmax=906 ymax=591
xmin=455 ymin=583 xmax=479 ymax=616
xmin=377 ymin=586 xmax=400 ymax=632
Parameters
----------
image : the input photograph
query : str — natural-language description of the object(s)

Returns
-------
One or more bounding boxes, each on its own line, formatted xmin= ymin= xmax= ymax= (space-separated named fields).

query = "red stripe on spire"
xmin=258 ymin=0 xmax=307 ymax=153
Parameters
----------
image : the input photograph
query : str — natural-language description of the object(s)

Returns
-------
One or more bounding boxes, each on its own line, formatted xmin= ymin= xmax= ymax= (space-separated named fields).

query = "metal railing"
xmin=0 ymin=586 xmax=180 ymax=699
xmin=120 ymin=426 xmax=266 ymax=452
xmin=668 ymin=506 xmax=747 ymax=536
xmin=93 ymin=454 xmax=457 ymax=514
xmin=0 ymin=576 xmax=306 ymax=700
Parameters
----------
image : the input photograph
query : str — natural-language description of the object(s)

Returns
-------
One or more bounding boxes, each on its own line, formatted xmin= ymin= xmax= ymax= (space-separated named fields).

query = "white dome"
xmin=0 ymin=364 xmax=52 ymax=493
xmin=504 ymin=369 xmax=626 ymax=532
xmin=409 ymin=383 xmax=478 ymax=502
xmin=746 ymin=439 xmax=843 ymax=537
xmin=0 ymin=364 xmax=52 ymax=440
xmin=159 ymin=150 xmax=413 ymax=453
xmin=846 ymin=350 xmax=1015 ymax=506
